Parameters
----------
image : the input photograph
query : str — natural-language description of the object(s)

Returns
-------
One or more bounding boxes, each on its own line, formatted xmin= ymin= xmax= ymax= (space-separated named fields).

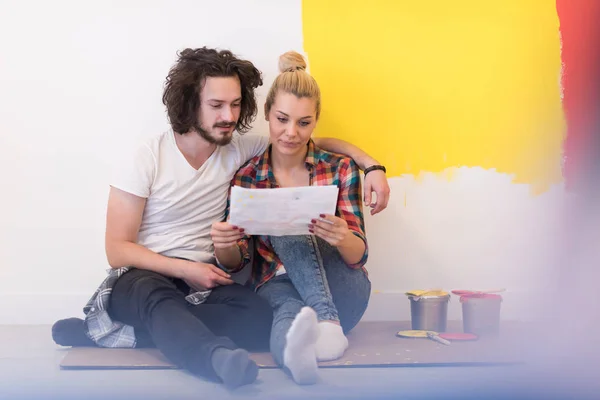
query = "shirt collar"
xmin=256 ymin=139 xmax=318 ymax=182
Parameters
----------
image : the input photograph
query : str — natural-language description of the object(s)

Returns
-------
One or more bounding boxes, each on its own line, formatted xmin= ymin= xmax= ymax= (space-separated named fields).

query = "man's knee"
xmin=111 ymin=269 xmax=179 ymax=311
xmin=125 ymin=268 xmax=173 ymax=290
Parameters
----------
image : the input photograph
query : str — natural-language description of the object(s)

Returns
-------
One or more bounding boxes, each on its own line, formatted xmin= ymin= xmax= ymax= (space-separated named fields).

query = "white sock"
xmin=283 ymin=307 xmax=319 ymax=385
xmin=315 ymin=321 xmax=349 ymax=361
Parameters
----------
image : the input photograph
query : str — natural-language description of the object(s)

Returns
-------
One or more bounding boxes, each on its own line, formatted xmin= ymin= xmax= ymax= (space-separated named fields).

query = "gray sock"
xmin=211 ymin=347 xmax=258 ymax=389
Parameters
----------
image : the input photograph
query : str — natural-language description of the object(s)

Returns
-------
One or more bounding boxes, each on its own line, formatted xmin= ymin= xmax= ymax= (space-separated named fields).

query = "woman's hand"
xmin=308 ymin=214 xmax=351 ymax=248
xmin=210 ymin=221 xmax=246 ymax=270
xmin=211 ymin=222 xmax=245 ymax=249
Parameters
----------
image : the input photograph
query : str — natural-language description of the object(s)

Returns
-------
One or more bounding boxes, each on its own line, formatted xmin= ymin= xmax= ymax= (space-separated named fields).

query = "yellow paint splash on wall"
xmin=302 ymin=0 xmax=565 ymax=192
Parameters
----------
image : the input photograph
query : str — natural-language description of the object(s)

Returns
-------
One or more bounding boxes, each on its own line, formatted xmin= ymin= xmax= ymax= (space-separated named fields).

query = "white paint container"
xmin=461 ymin=294 xmax=503 ymax=335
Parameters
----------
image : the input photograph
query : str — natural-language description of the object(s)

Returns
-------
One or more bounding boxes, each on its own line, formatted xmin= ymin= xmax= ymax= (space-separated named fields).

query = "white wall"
xmin=0 ymin=0 xmax=565 ymax=324
xmin=362 ymin=171 xmax=566 ymax=322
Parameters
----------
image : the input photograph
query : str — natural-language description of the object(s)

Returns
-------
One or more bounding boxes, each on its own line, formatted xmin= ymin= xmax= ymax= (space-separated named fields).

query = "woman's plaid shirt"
xmin=225 ymin=140 xmax=369 ymax=290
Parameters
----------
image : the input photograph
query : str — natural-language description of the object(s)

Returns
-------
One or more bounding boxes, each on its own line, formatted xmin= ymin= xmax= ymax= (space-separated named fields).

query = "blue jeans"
xmin=257 ymin=235 xmax=371 ymax=366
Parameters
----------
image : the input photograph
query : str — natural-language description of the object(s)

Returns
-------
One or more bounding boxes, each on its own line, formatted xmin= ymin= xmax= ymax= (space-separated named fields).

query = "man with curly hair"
xmin=52 ymin=47 xmax=390 ymax=388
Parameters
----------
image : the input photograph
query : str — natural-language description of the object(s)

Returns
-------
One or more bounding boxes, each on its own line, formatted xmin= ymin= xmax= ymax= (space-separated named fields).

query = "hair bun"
xmin=278 ymin=51 xmax=307 ymax=73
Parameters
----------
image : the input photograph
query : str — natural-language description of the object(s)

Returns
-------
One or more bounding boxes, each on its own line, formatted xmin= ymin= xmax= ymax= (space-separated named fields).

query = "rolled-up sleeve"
xmin=337 ymin=158 xmax=368 ymax=268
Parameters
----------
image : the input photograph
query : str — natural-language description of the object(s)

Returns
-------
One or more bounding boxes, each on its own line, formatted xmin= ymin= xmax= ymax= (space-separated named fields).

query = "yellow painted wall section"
xmin=302 ymin=0 xmax=565 ymax=192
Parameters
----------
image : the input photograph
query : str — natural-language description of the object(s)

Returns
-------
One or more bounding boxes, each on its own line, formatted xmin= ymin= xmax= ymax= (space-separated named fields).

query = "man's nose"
xmin=221 ymin=106 xmax=234 ymax=122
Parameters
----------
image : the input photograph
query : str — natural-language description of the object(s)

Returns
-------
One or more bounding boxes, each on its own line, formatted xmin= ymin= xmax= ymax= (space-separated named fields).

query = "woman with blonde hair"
xmin=211 ymin=51 xmax=372 ymax=384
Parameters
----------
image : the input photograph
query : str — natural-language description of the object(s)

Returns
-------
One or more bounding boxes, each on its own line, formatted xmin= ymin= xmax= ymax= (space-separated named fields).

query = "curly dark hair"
xmin=162 ymin=47 xmax=263 ymax=134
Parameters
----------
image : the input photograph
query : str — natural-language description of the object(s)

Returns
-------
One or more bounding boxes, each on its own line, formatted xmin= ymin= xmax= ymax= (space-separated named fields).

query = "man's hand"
xmin=363 ymin=170 xmax=390 ymax=215
xmin=181 ymin=260 xmax=234 ymax=290
xmin=310 ymin=138 xmax=390 ymax=215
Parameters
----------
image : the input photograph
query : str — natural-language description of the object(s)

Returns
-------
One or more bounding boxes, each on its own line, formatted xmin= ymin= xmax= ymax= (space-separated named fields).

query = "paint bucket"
xmin=459 ymin=293 xmax=503 ymax=336
xmin=406 ymin=290 xmax=450 ymax=332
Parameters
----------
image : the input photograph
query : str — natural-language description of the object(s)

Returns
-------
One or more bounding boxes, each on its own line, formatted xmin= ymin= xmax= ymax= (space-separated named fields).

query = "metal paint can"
xmin=407 ymin=293 xmax=450 ymax=332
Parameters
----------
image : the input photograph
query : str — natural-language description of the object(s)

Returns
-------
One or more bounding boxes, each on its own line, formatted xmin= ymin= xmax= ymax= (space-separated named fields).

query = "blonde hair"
xmin=265 ymin=51 xmax=321 ymax=120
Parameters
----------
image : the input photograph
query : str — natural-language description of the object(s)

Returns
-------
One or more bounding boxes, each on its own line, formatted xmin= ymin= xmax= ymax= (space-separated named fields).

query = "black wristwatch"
xmin=363 ymin=165 xmax=386 ymax=175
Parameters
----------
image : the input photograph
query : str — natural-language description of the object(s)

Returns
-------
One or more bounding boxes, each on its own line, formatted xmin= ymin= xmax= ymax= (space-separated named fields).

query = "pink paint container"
xmin=454 ymin=291 xmax=503 ymax=336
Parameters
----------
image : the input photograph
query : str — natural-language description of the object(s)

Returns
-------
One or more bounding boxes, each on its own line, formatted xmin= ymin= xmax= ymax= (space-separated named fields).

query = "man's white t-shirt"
xmin=111 ymin=130 xmax=269 ymax=263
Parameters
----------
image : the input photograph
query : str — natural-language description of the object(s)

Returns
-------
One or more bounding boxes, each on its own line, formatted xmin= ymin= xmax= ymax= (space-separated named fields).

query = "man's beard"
xmin=194 ymin=121 xmax=236 ymax=146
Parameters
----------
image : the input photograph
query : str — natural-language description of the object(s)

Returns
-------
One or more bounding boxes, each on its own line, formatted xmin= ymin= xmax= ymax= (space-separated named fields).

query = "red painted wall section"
xmin=557 ymin=0 xmax=600 ymax=190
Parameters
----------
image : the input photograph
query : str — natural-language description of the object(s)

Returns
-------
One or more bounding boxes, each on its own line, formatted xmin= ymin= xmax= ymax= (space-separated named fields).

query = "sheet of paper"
xmin=228 ymin=185 xmax=339 ymax=236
